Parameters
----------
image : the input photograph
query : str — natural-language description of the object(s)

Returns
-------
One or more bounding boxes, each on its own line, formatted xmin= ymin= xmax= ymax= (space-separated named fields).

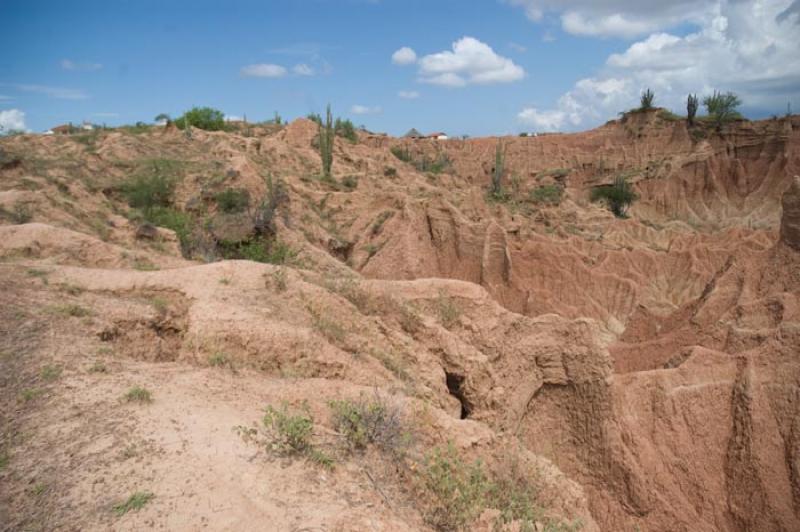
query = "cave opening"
xmin=445 ymin=371 xmax=471 ymax=419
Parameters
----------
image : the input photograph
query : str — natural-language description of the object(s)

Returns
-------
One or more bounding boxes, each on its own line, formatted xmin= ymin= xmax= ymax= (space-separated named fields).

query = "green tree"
xmin=703 ymin=91 xmax=742 ymax=129
xmin=154 ymin=113 xmax=171 ymax=125
xmin=174 ymin=107 xmax=225 ymax=131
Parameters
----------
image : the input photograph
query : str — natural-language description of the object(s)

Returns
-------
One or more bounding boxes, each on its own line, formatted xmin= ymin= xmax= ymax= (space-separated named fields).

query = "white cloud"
xmin=508 ymin=42 xmax=527 ymax=52
xmin=392 ymin=47 xmax=417 ymax=65
xmin=0 ymin=109 xmax=27 ymax=133
xmin=517 ymin=0 xmax=800 ymax=129
xmin=292 ymin=63 xmax=314 ymax=76
xmin=518 ymin=108 xmax=567 ymax=130
xmin=398 ymin=90 xmax=420 ymax=99
xmin=350 ymin=104 xmax=382 ymax=115
xmin=240 ymin=64 xmax=288 ymax=78
xmin=504 ymin=0 xmax=717 ymax=38
xmin=417 ymin=37 xmax=525 ymax=87
xmin=60 ymin=59 xmax=103 ymax=71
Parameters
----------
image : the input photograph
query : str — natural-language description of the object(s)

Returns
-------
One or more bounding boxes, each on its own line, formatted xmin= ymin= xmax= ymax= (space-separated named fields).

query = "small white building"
xmin=428 ymin=132 xmax=448 ymax=140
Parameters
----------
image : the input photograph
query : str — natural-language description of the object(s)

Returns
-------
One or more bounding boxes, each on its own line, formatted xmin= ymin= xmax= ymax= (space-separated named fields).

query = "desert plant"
xmin=329 ymin=393 xmax=406 ymax=453
xmin=390 ymin=145 xmax=412 ymax=163
xmin=252 ymin=175 xmax=289 ymax=237
xmin=335 ymin=117 xmax=358 ymax=142
xmin=489 ymin=140 xmax=506 ymax=199
xmin=11 ymin=202 xmax=32 ymax=223
xmin=174 ymin=106 xmax=225 ymax=131
xmin=590 ymin=175 xmax=638 ymax=218
xmin=436 ymin=292 xmax=461 ymax=329
xmin=40 ymin=365 xmax=62 ymax=381
xmin=687 ymin=94 xmax=699 ymax=125
xmin=703 ymin=90 xmax=742 ymax=129
xmin=113 ymin=492 xmax=154 ymax=515
xmin=124 ymin=386 xmax=152 ymax=403
xmin=215 ymin=188 xmax=250 ymax=213
xmin=530 ymin=184 xmax=563 ymax=205
xmin=263 ymin=403 xmax=314 ymax=454
xmin=640 ymin=88 xmax=655 ymax=110
xmin=422 ymin=444 xmax=493 ymax=530
xmin=318 ymin=105 xmax=335 ymax=179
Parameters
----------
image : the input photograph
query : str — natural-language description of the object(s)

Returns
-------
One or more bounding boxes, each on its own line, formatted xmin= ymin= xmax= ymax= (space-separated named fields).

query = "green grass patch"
xmin=113 ymin=491 xmax=154 ymax=516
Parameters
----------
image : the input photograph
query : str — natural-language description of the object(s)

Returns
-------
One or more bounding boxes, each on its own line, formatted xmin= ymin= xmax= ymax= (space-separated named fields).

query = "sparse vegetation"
xmin=329 ymin=393 xmax=406 ymax=453
xmin=262 ymin=403 xmax=314 ymax=454
xmin=50 ymin=303 xmax=91 ymax=318
xmin=530 ymin=184 xmax=563 ymax=205
xmin=40 ymin=365 xmax=62 ymax=381
xmin=215 ymin=188 xmax=250 ymax=213
xmin=208 ymin=352 xmax=230 ymax=368
xmin=269 ymin=267 xmax=288 ymax=292
xmin=489 ymin=139 xmax=506 ymax=200
xmin=124 ymin=386 xmax=153 ymax=403
xmin=10 ymin=202 xmax=32 ymax=223
xmin=335 ymin=117 xmax=358 ymax=142
xmin=88 ymin=361 xmax=108 ymax=373
xmin=590 ymin=175 xmax=638 ymax=218
xmin=703 ymin=90 xmax=742 ymax=129
xmin=318 ymin=105 xmax=335 ymax=179
xmin=341 ymin=175 xmax=358 ymax=190
xmin=436 ymin=292 xmax=461 ymax=329
xmin=113 ymin=492 xmax=154 ymax=516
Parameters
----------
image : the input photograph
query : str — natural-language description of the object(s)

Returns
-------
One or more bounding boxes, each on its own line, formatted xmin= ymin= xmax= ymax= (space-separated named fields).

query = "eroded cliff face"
xmin=1 ymin=113 xmax=798 ymax=531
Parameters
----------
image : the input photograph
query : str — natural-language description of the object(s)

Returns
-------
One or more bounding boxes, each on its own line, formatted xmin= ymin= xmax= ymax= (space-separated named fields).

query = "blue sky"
xmin=1 ymin=0 xmax=798 ymax=136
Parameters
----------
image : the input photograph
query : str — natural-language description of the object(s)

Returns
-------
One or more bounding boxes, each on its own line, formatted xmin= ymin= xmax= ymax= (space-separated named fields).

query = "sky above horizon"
xmin=1 ymin=0 xmax=799 ymax=136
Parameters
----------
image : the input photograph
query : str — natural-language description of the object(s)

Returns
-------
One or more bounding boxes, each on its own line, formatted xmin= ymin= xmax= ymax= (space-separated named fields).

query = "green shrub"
xmin=703 ymin=91 xmax=742 ymax=129
xmin=329 ymin=394 xmax=405 ymax=453
xmin=341 ymin=175 xmax=358 ymax=190
xmin=122 ymin=173 xmax=176 ymax=211
xmin=335 ymin=118 xmax=358 ymax=142
xmin=422 ymin=444 xmax=493 ymax=530
xmin=590 ymin=175 xmax=638 ymax=218
xmin=113 ymin=492 xmax=154 ymax=515
xmin=124 ymin=386 xmax=152 ymax=403
xmin=390 ymin=145 xmax=412 ymax=162
xmin=263 ymin=403 xmax=314 ymax=454
xmin=146 ymin=206 xmax=191 ymax=247
xmin=219 ymin=237 xmax=296 ymax=265
xmin=530 ymin=185 xmax=563 ymax=205
xmin=174 ymin=106 xmax=225 ymax=131
xmin=215 ymin=188 xmax=250 ymax=213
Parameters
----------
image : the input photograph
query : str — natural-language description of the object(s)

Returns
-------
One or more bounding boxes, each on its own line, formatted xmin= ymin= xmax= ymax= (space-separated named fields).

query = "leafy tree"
xmin=591 ymin=175 xmax=638 ymax=218
xmin=174 ymin=107 xmax=225 ymax=131
xmin=640 ymin=88 xmax=655 ymax=110
xmin=703 ymin=91 xmax=742 ymax=129
xmin=686 ymin=94 xmax=699 ymax=125
xmin=154 ymin=113 xmax=171 ymax=125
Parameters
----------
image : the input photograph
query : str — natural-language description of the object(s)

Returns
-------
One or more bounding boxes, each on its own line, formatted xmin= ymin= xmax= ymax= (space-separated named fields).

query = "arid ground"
xmin=1 ymin=111 xmax=799 ymax=531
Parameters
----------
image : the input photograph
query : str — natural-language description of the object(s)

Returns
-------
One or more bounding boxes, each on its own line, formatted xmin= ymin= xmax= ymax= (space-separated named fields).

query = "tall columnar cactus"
xmin=318 ymin=105 xmax=334 ymax=178
xmin=490 ymin=139 xmax=505 ymax=198
xmin=687 ymin=94 xmax=699 ymax=125
xmin=640 ymin=88 xmax=655 ymax=110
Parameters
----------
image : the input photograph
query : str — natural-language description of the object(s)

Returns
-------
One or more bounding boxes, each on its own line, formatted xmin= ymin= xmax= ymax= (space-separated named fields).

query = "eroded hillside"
xmin=1 ymin=111 xmax=798 ymax=531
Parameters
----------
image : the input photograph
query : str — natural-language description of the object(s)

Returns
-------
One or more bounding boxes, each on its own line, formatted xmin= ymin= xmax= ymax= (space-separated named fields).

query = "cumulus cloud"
xmin=292 ymin=63 xmax=314 ymax=76
xmin=0 ymin=109 xmax=27 ymax=133
xmin=240 ymin=64 xmax=288 ymax=78
xmin=392 ymin=47 xmax=417 ymax=65
xmin=61 ymin=59 xmax=103 ymax=71
xmin=417 ymin=37 xmax=525 ymax=87
xmin=517 ymin=1 xmax=800 ymax=130
xmin=350 ymin=104 xmax=382 ymax=115
xmin=504 ymin=0 xmax=716 ymax=38
xmin=398 ymin=90 xmax=420 ymax=99
xmin=518 ymin=108 xmax=567 ymax=130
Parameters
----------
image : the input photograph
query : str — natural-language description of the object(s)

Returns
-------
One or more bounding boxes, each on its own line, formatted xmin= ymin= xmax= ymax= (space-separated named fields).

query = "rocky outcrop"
xmin=780 ymin=176 xmax=800 ymax=250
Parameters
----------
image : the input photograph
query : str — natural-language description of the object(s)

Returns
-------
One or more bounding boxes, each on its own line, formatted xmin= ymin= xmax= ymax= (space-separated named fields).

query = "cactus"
xmin=640 ymin=88 xmax=655 ymax=110
xmin=318 ymin=105 xmax=334 ymax=178
xmin=687 ymin=94 xmax=699 ymax=125
xmin=490 ymin=140 xmax=506 ymax=199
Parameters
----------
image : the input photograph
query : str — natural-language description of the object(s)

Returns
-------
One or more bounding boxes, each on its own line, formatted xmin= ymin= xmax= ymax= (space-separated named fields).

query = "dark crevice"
xmin=445 ymin=371 xmax=471 ymax=419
